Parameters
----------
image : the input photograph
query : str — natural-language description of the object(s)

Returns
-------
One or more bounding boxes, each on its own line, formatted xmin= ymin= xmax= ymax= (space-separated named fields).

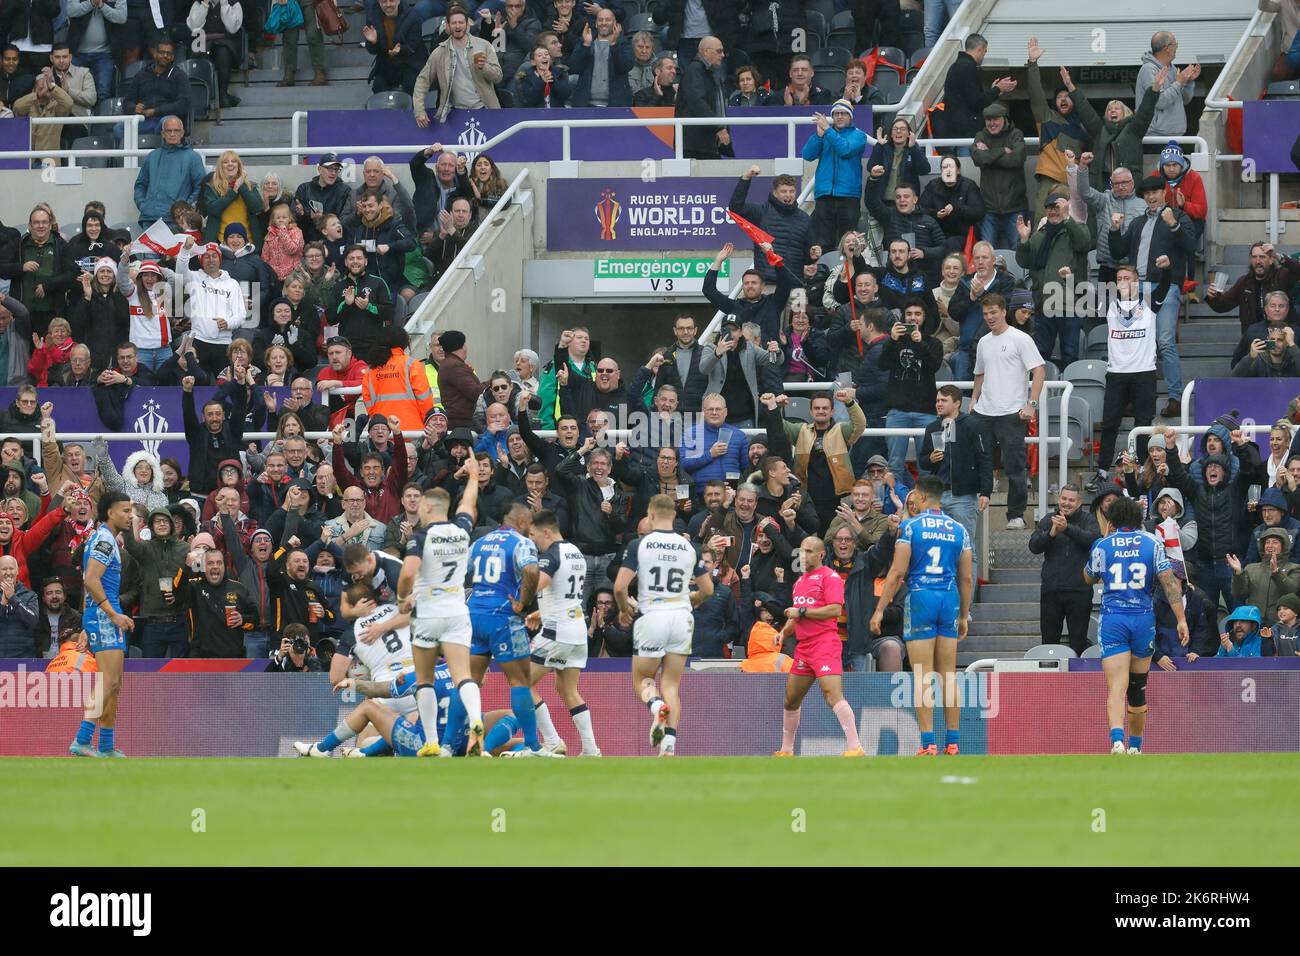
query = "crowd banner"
xmin=304 ymin=105 xmax=840 ymax=166
xmin=1 ymin=670 xmax=1295 ymax=756
xmin=1191 ymin=378 xmax=1300 ymax=454
xmin=1242 ymin=101 xmax=1300 ymax=174
xmin=2 ymin=386 xmax=293 ymax=471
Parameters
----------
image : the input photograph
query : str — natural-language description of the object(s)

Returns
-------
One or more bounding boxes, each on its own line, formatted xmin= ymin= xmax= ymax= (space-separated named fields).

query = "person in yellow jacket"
xmin=360 ymin=327 xmax=437 ymax=433
xmin=740 ymin=592 xmax=794 ymax=673
xmin=46 ymin=633 xmax=100 ymax=674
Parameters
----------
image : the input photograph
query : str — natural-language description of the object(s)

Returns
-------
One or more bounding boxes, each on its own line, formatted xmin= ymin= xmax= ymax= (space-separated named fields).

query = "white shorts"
xmin=633 ymin=608 xmax=693 ymax=659
xmin=411 ymin=613 xmax=472 ymax=649
xmin=530 ymin=635 xmax=588 ymax=671
xmin=378 ymin=695 xmax=419 ymax=715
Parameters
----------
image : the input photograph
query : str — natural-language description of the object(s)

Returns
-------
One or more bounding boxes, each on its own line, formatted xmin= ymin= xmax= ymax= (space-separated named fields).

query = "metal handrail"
xmin=401 ymin=166 xmax=531 ymax=338
xmin=1204 ymin=5 xmax=1269 ymax=110
xmin=21 ymin=113 xmax=142 ymax=168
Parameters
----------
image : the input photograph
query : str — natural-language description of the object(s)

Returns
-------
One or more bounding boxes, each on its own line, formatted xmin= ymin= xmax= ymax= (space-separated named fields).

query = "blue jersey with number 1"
xmin=1089 ymin=528 xmax=1169 ymax=615
xmin=900 ymin=510 xmax=970 ymax=591
xmin=467 ymin=527 xmax=538 ymax=616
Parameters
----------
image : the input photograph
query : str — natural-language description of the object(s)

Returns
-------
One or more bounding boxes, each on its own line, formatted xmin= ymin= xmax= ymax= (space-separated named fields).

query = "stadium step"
xmin=957 ymin=650 xmax=1024 ymax=666
xmin=960 ymin=632 xmax=1042 ymax=651
xmin=985 ymin=567 xmax=1040 ymax=584
xmin=971 ymin=601 xmax=1041 ymax=622
xmin=968 ymin=619 xmax=1048 ymax=638
xmin=974 ymin=582 xmax=1039 ymax=603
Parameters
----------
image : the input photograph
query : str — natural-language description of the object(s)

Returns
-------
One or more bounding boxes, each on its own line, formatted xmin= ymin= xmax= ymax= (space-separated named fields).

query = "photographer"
xmin=587 ymin=588 xmax=632 ymax=657
xmin=1231 ymin=324 xmax=1300 ymax=378
xmin=267 ymin=623 xmax=323 ymax=673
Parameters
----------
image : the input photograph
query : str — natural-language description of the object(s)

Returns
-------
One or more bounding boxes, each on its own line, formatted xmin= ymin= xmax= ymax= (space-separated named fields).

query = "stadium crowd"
xmin=0 ymin=5 xmax=1297 ymax=673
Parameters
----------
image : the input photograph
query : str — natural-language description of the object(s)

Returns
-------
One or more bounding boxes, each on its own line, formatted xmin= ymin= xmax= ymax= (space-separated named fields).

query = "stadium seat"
xmin=802 ymin=31 xmax=823 ymax=52
xmin=728 ymin=48 xmax=752 ymax=69
xmin=934 ymin=363 xmax=952 ymax=383
xmin=827 ymin=28 xmax=857 ymax=54
xmin=137 ymin=134 xmax=162 ymax=151
xmin=70 ymin=135 xmax=117 ymax=168
xmin=117 ymin=59 xmax=145 ymax=94
xmin=1085 ymin=324 xmax=1109 ymax=360
xmin=905 ymin=66 xmax=920 ymax=85
xmin=367 ymin=90 xmax=413 ymax=111
xmin=784 ymin=396 xmax=812 ymax=423
xmin=627 ymin=12 xmax=656 ymax=32
xmin=875 ymin=46 xmax=907 ymax=83
xmin=813 ymin=66 xmax=845 ymax=94
xmin=421 ymin=16 xmax=444 ymax=40
xmin=95 ymin=96 xmax=128 ymax=117
xmin=808 ymin=0 xmax=836 ymax=25
xmin=1025 ymin=644 xmax=1077 ymax=660
xmin=1264 ymin=79 xmax=1300 ymax=99
xmin=880 ymin=86 xmax=907 ymax=104
xmin=908 ymin=44 xmax=934 ymax=70
xmin=1045 ymin=393 xmax=1092 ymax=462
xmin=873 ymin=68 xmax=901 ymax=92
xmin=408 ymin=291 xmax=430 ymax=315
xmin=110 ymin=222 xmax=138 ymax=239
xmin=810 ymin=47 xmax=852 ymax=70
xmin=817 ymin=249 xmax=842 ymax=270
xmin=806 ymin=10 xmax=828 ymax=42
xmin=995 ymin=251 xmax=1026 ymax=282
xmin=1080 ymin=644 xmax=1103 ymax=659
xmin=178 ymin=58 xmax=218 ymax=120
xmin=829 ymin=9 xmax=855 ymax=31
xmin=1041 ymin=359 xmax=1060 ymax=381
xmin=1063 ymin=359 xmax=1107 ymax=424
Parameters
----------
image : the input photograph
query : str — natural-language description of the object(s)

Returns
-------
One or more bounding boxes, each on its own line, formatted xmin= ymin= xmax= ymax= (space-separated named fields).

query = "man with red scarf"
xmin=45 ymin=484 xmax=97 ymax=608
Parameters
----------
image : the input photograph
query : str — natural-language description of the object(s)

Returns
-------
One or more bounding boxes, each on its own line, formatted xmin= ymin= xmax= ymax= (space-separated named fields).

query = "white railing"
xmin=18 ymin=114 xmax=143 ymax=168
xmin=402 ymin=166 xmax=531 ymax=339
xmin=1204 ymin=5 xmax=1269 ymax=110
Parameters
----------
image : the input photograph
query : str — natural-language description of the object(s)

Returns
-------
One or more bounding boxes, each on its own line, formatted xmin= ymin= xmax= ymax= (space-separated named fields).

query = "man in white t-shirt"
xmin=970 ymin=293 xmax=1045 ymax=530
xmin=1087 ymin=263 xmax=1160 ymax=493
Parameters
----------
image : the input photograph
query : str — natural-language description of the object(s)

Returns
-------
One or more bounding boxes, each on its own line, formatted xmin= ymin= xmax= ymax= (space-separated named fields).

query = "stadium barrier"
xmin=2 ymin=669 xmax=1296 ymax=756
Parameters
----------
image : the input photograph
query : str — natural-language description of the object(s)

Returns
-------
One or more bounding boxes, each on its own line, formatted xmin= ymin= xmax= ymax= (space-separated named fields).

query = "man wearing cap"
xmin=212 ymin=222 xmax=278 ymax=315
xmin=1230 ymin=532 xmax=1300 ymax=630
xmin=1108 ymin=174 xmax=1196 ymax=417
xmin=294 ymin=153 xmax=353 ymax=244
xmin=173 ymin=235 xmax=248 ymax=377
xmin=123 ymin=507 xmax=189 ymax=658
xmin=331 ymin=416 xmax=410 ymax=524
xmin=802 ymin=100 xmax=868 ymax=252
xmin=434 ymin=329 xmax=483 ymax=430
xmin=971 ymin=101 xmax=1027 ymax=250
xmin=316 ymin=336 xmax=369 ymax=427
xmin=132 ymin=115 xmax=204 ymax=230
xmin=1014 ymin=191 xmax=1090 ymax=368
xmin=1244 ymin=487 xmax=1300 ymax=565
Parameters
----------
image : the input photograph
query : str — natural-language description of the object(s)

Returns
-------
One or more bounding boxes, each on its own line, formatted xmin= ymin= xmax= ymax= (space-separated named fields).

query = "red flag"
xmin=727 ymin=210 xmax=783 ymax=267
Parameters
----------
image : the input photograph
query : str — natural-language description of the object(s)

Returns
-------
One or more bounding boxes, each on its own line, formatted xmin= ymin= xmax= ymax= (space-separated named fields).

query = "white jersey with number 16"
xmin=621 ymin=531 xmax=706 ymax=613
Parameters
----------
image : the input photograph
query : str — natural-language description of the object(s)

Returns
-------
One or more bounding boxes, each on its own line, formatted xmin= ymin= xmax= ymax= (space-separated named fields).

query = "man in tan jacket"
xmin=40 ymin=407 xmax=104 ymax=510
xmin=762 ymin=388 xmax=866 ymax=535
xmin=412 ymin=6 xmax=501 ymax=127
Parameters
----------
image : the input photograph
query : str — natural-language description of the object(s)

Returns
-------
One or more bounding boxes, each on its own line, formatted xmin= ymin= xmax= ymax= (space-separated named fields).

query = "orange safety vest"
xmin=45 ymin=641 xmax=99 ymax=674
xmin=361 ymin=348 xmax=437 ymax=432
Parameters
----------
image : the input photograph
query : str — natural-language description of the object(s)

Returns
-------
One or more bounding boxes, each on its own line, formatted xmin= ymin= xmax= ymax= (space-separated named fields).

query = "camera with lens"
xmin=291 ymin=635 xmax=310 ymax=655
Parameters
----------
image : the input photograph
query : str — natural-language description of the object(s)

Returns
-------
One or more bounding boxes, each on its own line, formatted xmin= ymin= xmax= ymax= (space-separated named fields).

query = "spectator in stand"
xmin=588 ymin=587 xmax=632 ymax=657
xmin=1136 ymin=31 xmax=1199 ymax=138
xmin=181 ymin=373 xmax=247 ymax=497
xmin=680 ymin=393 xmax=749 ymax=484
xmin=880 ymin=298 xmax=943 ymax=481
xmin=425 ymin=195 xmax=479 ymax=284
xmin=1155 ymin=139 xmax=1207 ymax=284
xmin=924 ymin=0 xmax=961 ymax=47
xmin=558 ymin=354 xmax=621 ymax=428
xmin=68 ymin=257 xmax=128 ymax=373
xmin=762 ymin=387 xmax=865 ymax=534
xmin=276 ymin=0 xmax=327 ymax=87
xmin=676 ymin=35 xmax=730 ymax=160
xmin=1107 ymin=175 xmax=1195 ymax=417
xmin=1065 ymin=65 xmax=1161 ymax=194
xmin=261 ymin=207 xmax=306 ymax=283
xmin=1015 ymin=193 xmax=1090 ymax=368
xmin=840 ymin=58 xmax=886 ymax=108
xmin=198 ymin=150 xmax=264 ymax=246
xmin=175 ymin=546 xmax=258 ymax=657
xmin=1245 ymin=487 xmax=1300 ymax=564
xmin=802 ymin=100 xmax=867 ymax=253
xmin=941 ymin=33 xmax=1017 ymax=154
xmin=408 ymin=144 xmax=474 ymax=238
xmin=876 ymin=238 xmax=936 ymax=324
xmin=124 ymin=507 xmax=189 ymax=657
xmin=702 ymin=241 xmax=797 ymax=343
xmin=0 ymin=46 xmax=33 ymax=110
xmin=1229 ymin=533 xmax=1300 ymax=626
xmin=361 ymin=327 xmax=435 ymax=434
xmin=14 ymin=68 xmax=74 ymax=164
xmin=413 ymin=6 xmax=502 ymax=126
xmin=1231 ymin=292 xmax=1300 ymax=367
xmin=970 ymin=293 xmax=1044 ymax=530
xmin=651 ymin=0 xmax=737 ymax=67
xmin=329 ymin=243 xmax=393 ymax=357
xmin=513 ymin=43 xmax=572 ymax=107
xmin=0 ymin=555 xmax=39 ymax=657
xmin=294 ymin=153 xmax=352 ymax=244
xmin=48 ymin=42 xmax=96 ymax=133
xmin=364 ymin=0 xmax=426 ymax=94
xmin=52 ymin=344 xmax=97 ymax=387
xmin=1027 ymin=483 xmax=1098 ymax=655
xmin=822 ymin=478 xmax=890 ymax=551
xmin=920 ymin=155 xmax=985 ymax=257
xmin=431 ymin=328 xmax=482 ymax=429
xmin=120 ymin=39 xmax=188 ymax=137
xmin=649 ymin=314 xmax=709 ymax=414
xmin=323 ymin=485 xmax=385 ymax=550
xmin=869 ymin=184 xmax=947 ymax=287
xmin=64 ymin=0 xmax=120 ymax=109
xmin=66 ymin=209 xmax=114 ymax=264
xmin=343 ymin=158 xmax=416 ymax=234
xmin=186 ymin=0 xmax=242 ymax=108
xmin=1208 ymin=242 xmax=1300 ymax=336
xmin=700 ymin=318 xmax=783 ymax=429
xmin=865 ymin=118 xmax=928 ymax=211
xmin=1067 ymin=153 xmax=1143 ymax=290
xmin=211 ymin=223 xmax=278 ymax=317
xmin=557 ymin=440 xmax=626 ymax=603
xmin=1233 ymin=324 xmax=1300 ymax=378
xmin=920 ymin=384 xmax=992 ymax=566
xmin=730 ymin=168 xmax=815 ymax=281
xmin=0 ymin=204 xmax=75 ymax=336
xmin=315 ymin=335 xmax=367 ymax=425
xmin=568 ymin=8 xmax=631 ymax=106
xmin=347 ymin=188 xmax=416 ymax=296
xmin=627 ymin=29 xmax=655 ymax=93
xmin=632 ymin=53 xmax=677 ymax=106
xmin=27 ymin=317 xmax=73 ymax=385
xmin=727 ymin=63 xmax=763 ymax=107
xmin=745 ymin=0 xmax=803 ymax=86
xmin=34 ymin=578 xmax=79 ymax=660
xmin=971 ymin=101 xmax=1027 ymax=249
xmin=1024 ymin=38 xmax=1090 ymax=212
xmin=691 ymin=548 xmax=738 ymax=657
xmin=769 ymin=53 xmax=833 ymax=106
xmin=492 ymin=0 xmax=542 ymax=72
xmin=173 ymin=236 xmax=248 ymax=377
xmin=133 ymin=116 xmax=204 ymax=231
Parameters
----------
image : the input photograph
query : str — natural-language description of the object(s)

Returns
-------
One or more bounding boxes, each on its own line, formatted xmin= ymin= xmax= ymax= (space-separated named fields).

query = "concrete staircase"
xmin=192 ymin=20 xmax=375 ymax=162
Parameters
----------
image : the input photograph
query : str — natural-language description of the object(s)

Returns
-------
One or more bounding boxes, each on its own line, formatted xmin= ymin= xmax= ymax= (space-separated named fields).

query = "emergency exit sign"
xmin=593 ymin=257 xmax=729 ymax=293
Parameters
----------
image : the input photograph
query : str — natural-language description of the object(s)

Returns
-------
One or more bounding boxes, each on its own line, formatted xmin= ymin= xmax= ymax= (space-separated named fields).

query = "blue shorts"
xmin=1098 ymin=613 xmax=1155 ymax=659
xmin=83 ymin=608 xmax=126 ymax=655
xmin=903 ymin=588 xmax=960 ymax=641
xmin=470 ymin=612 xmax=531 ymax=663
xmin=391 ymin=714 xmax=427 ymax=757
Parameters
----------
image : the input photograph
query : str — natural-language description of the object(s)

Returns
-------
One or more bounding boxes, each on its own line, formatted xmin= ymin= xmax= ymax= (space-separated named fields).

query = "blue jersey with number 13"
xmin=1089 ymin=529 xmax=1169 ymax=615
xmin=467 ymin=527 xmax=538 ymax=616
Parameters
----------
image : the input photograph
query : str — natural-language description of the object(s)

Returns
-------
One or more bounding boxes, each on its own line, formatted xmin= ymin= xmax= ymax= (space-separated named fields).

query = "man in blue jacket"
xmin=802 ymin=98 xmax=868 ymax=252
xmin=680 ymin=393 xmax=749 ymax=485
xmin=132 ymin=116 xmax=204 ymax=229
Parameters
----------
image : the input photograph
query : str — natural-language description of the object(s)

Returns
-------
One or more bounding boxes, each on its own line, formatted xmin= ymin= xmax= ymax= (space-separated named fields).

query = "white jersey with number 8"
xmin=621 ymin=531 xmax=706 ymax=613
xmin=407 ymin=514 xmax=475 ymax=618
xmin=348 ymin=604 xmax=414 ymax=683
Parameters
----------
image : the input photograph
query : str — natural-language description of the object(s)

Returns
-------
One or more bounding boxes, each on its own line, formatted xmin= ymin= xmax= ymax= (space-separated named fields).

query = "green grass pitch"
xmin=3 ymin=755 xmax=1298 ymax=866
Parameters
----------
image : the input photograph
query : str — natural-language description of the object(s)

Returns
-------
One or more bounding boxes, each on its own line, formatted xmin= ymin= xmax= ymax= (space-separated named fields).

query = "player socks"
xmin=510 ymin=685 xmax=540 ymax=750
xmin=361 ymin=738 xmax=392 ymax=757
xmin=459 ymin=680 xmax=482 ymax=724
xmin=570 ymin=704 xmax=597 ymax=753
xmin=441 ymin=686 xmax=467 ymax=746
xmin=781 ymin=708 xmax=800 ymax=752
xmin=946 ymin=729 xmax=960 ymax=747
xmin=98 ymin=727 xmax=115 ymax=754
xmin=1128 ymin=735 xmax=1143 ymax=751
xmin=318 ymin=720 xmax=356 ymax=753
xmin=832 ymin=700 xmax=861 ymax=751
xmin=920 ymin=730 xmax=935 ymax=750
xmin=484 ymin=714 xmax=520 ymax=753
xmin=646 ymin=696 xmax=665 ymax=716
xmin=1110 ymin=727 xmax=1125 ymax=746
xmin=660 ymin=727 xmax=676 ymax=754
xmin=75 ymin=720 xmax=95 ymax=746
xmin=416 ymin=684 xmax=440 ymax=749
xmin=533 ymin=700 xmax=562 ymax=748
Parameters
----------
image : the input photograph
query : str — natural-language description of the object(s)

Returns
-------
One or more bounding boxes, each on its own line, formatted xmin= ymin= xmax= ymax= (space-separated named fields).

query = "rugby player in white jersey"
xmin=614 ymin=494 xmax=713 ymax=756
xmin=525 ymin=509 xmax=601 ymax=757
xmin=396 ymin=464 xmax=482 ymax=756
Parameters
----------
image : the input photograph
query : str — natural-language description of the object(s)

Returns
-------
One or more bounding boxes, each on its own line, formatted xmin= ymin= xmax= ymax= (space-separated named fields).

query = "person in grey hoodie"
xmin=1134 ymin=31 xmax=1200 ymax=137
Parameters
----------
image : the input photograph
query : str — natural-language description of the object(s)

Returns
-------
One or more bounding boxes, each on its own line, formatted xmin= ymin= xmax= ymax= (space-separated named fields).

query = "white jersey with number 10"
xmin=621 ymin=531 xmax=706 ymax=613
xmin=407 ymin=514 xmax=476 ymax=618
